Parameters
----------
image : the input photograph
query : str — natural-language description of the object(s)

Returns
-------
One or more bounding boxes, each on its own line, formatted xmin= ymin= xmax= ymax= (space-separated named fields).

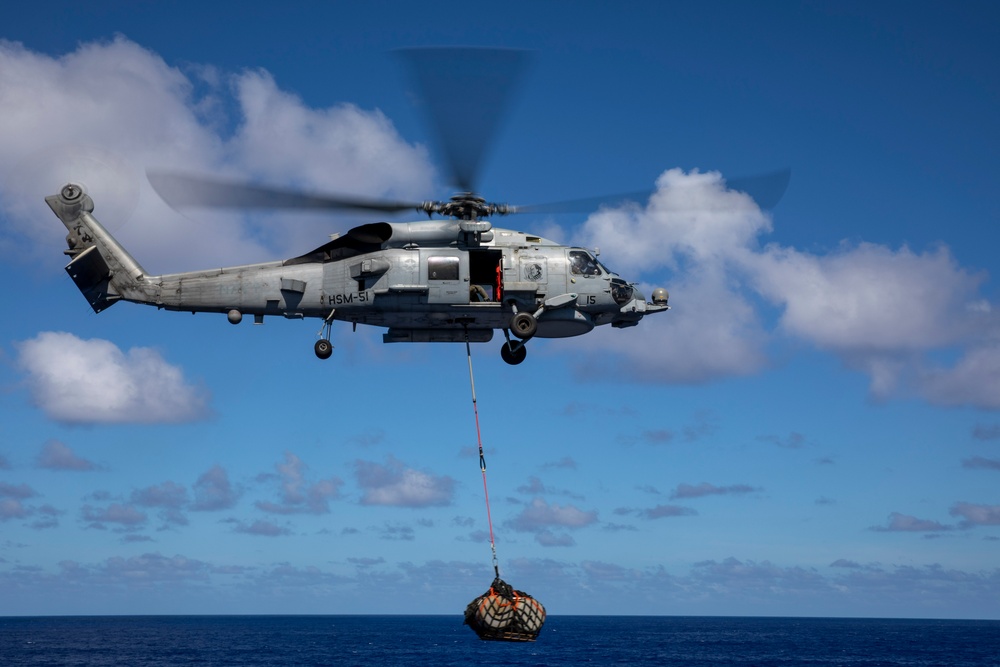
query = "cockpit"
xmin=568 ymin=250 xmax=603 ymax=277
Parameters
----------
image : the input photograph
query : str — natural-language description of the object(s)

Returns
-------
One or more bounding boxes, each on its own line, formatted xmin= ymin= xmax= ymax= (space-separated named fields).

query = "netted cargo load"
xmin=464 ymin=576 xmax=546 ymax=642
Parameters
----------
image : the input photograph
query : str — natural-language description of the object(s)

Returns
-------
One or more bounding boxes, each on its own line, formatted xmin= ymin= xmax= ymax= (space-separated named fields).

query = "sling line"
xmin=464 ymin=329 xmax=499 ymax=578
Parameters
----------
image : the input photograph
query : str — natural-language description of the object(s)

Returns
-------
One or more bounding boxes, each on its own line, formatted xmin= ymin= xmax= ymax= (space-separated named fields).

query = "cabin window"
xmin=428 ymin=256 xmax=460 ymax=281
xmin=569 ymin=250 xmax=601 ymax=276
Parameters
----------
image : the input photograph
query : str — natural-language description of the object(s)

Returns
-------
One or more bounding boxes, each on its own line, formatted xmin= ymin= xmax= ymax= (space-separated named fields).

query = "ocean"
xmin=2 ymin=615 xmax=998 ymax=666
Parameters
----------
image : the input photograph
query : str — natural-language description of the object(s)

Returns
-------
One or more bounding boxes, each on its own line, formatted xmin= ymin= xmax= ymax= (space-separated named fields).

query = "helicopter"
xmin=45 ymin=49 xmax=783 ymax=365
xmin=47 ymin=179 xmax=669 ymax=365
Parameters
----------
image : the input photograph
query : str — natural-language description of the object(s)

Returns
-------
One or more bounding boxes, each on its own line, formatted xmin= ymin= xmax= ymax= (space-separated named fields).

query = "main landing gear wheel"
xmin=510 ymin=312 xmax=537 ymax=340
xmin=500 ymin=340 xmax=527 ymax=365
xmin=314 ymin=339 xmax=333 ymax=360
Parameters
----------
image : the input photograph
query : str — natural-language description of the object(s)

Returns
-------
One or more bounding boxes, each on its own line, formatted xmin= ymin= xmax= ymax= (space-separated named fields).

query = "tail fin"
xmin=47 ymin=183 xmax=153 ymax=313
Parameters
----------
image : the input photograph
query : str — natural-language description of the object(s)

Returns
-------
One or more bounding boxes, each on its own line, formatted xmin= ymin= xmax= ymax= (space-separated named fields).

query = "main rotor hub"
xmin=422 ymin=192 xmax=512 ymax=220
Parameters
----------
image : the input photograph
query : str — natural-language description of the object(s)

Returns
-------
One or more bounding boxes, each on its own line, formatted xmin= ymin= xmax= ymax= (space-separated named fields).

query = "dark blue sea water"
xmin=1 ymin=616 xmax=998 ymax=666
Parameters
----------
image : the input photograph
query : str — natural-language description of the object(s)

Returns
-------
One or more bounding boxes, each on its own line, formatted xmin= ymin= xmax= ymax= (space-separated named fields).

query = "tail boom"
xmin=48 ymin=183 xmax=157 ymax=313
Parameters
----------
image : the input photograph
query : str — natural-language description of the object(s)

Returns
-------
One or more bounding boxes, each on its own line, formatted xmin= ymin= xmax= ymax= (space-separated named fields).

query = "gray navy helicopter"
xmin=45 ymin=49 xmax=781 ymax=365
xmin=47 ymin=178 xmax=669 ymax=365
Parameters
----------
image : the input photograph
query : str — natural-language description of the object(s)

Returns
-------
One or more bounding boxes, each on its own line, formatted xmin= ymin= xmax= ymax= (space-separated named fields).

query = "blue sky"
xmin=1 ymin=1 xmax=999 ymax=618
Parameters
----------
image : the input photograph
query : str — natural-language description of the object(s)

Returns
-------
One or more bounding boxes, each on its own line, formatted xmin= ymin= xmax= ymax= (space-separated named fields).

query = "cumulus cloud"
xmin=16 ymin=332 xmax=209 ymax=424
xmin=949 ymin=502 xmax=1000 ymax=528
xmin=230 ymin=69 xmax=430 ymax=197
xmin=744 ymin=243 xmax=983 ymax=353
xmin=81 ymin=502 xmax=147 ymax=531
xmin=507 ymin=497 xmax=598 ymax=531
xmin=131 ymin=481 xmax=190 ymax=528
xmin=541 ymin=457 xmax=578 ymax=470
xmin=354 ymin=456 xmax=455 ymax=507
xmin=230 ymin=518 xmax=292 ymax=537
xmin=870 ymin=512 xmax=952 ymax=533
xmin=36 ymin=440 xmax=98 ymax=471
xmin=502 ymin=556 xmax=1000 ymax=617
xmin=191 ymin=465 xmax=239 ymax=511
xmin=565 ymin=168 xmax=999 ymax=406
xmin=515 ymin=476 xmax=584 ymax=500
xmin=669 ymin=482 xmax=760 ymax=500
xmin=0 ymin=486 xmax=61 ymax=528
xmin=376 ymin=523 xmax=416 ymax=541
xmin=132 ymin=482 xmax=189 ymax=509
xmin=506 ymin=497 xmax=598 ymax=546
xmin=0 ymin=37 xmax=433 ymax=271
xmin=0 ymin=483 xmax=60 ymax=528
xmin=0 ymin=482 xmax=37 ymax=500
xmin=255 ymin=452 xmax=342 ymax=515
xmin=918 ymin=344 xmax=1000 ymax=410
xmin=639 ymin=504 xmax=698 ymax=520
xmin=962 ymin=457 xmax=1000 ymax=471
xmin=973 ymin=423 xmax=1000 ymax=440
xmin=0 ymin=500 xmax=31 ymax=522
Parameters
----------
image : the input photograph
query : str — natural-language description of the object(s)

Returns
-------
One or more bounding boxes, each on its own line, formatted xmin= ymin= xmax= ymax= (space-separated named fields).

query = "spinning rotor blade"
xmin=147 ymin=170 xmax=424 ymax=214
xmin=511 ymin=168 xmax=791 ymax=215
xmin=397 ymin=47 xmax=532 ymax=193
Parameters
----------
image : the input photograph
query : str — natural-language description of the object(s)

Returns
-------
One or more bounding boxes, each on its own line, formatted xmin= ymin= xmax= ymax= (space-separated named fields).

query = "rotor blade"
xmin=726 ymin=169 xmax=791 ymax=210
xmin=147 ymin=170 xmax=424 ymax=214
xmin=512 ymin=168 xmax=791 ymax=215
xmin=397 ymin=47 xmax=532 ymax=192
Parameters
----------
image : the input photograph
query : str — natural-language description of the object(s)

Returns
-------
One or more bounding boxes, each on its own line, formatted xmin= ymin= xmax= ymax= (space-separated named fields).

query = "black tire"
xmin=500 ymin=341 xmax=527 ymax=365
xmin=510 ymin=312 xmax=537 ymax=340
xmin=314 ymin=339 xmax=333 ymax=360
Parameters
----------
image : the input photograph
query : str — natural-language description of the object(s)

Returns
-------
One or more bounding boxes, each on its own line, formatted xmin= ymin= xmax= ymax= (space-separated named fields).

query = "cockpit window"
xmin=569 ymin=250 xmax=601 ymax=276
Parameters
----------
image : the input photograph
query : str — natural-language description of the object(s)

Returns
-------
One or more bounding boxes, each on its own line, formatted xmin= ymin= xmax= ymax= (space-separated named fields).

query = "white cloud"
xmin=577 ymin=168 xmax=770 ymax=272
xmin=231 ymin=519 xmax=292 ymax=537
xmin=255 ymin=452 xmax=342 ymax=515
xmin=741 ymin=242 xmax=984 ymax=352
xmin=571 ymin=168 xmax=1000 ymax=407
xmin=870 ymin=512 xmax=952 ymax=533
xmin=36 ymin=440 xmax=98 ymax=471
xmin=231 ymin=69 xmax=430 ymax=196
xmin=354 ymin=456 xmax=455 ymax=507
xmin=0 ymin=37 xmax=434 ymax=271
xmin=16 ymin=331 xmax=209 ymax=424
xmin=191 ymin=465 xmax=240 ymax=512
xmin=639 ymin=504 xmax=698 ymax=520
xmin=504 ymin=497 xmax=599 ymax=547
xmin=506 ymin=497 xmax=598 ymax=532
xmin=669 ymin=482 xmax=760 ymax=500
xmin=81 ymin=502 xmax=147 ymax=530
xmin=565 ymin=268 xmax=769 ymax=383
xmin=950 ymin=502 xmax=1000 ymax=527
xmin=918 ymin=344 xmax=1000 ymax=410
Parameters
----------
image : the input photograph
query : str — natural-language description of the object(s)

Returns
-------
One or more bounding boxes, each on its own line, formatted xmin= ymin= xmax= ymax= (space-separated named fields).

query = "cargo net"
xmin=464 ymin=576 xmax=546 ymax=642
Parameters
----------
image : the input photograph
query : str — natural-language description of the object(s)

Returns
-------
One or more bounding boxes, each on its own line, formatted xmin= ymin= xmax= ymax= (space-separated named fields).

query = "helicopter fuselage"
xmin=48 ymin=185 xmax=669 ymax=364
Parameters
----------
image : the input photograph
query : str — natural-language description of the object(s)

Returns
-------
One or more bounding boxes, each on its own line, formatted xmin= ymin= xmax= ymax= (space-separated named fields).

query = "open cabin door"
xmin=469 ymin=248 xmax=504 ymax=304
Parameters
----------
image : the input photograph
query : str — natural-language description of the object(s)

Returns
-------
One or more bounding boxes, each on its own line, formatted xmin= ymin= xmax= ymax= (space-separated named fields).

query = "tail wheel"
xmin=314 ymin=339 xmax=334 ymax=360
xmin=510 ymin=312 xmax=537 ymax=340
xmin=500 ymin=340 xmax=527 ymax=365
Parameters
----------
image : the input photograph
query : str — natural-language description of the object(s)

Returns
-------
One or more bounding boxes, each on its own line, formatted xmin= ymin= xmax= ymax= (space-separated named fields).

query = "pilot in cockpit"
xmin=569 ymin=250 xmax=601 ymax=277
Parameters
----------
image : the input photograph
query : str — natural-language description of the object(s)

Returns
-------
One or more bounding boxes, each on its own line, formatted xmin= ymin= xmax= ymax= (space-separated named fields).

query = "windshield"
xmin=569 ymin=250 xmax=601 ymax=276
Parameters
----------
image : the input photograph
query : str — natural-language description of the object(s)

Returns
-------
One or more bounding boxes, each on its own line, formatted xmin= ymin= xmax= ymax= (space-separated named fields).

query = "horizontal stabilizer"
xmin=65 ymin=245 xmax=120 ymax=313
